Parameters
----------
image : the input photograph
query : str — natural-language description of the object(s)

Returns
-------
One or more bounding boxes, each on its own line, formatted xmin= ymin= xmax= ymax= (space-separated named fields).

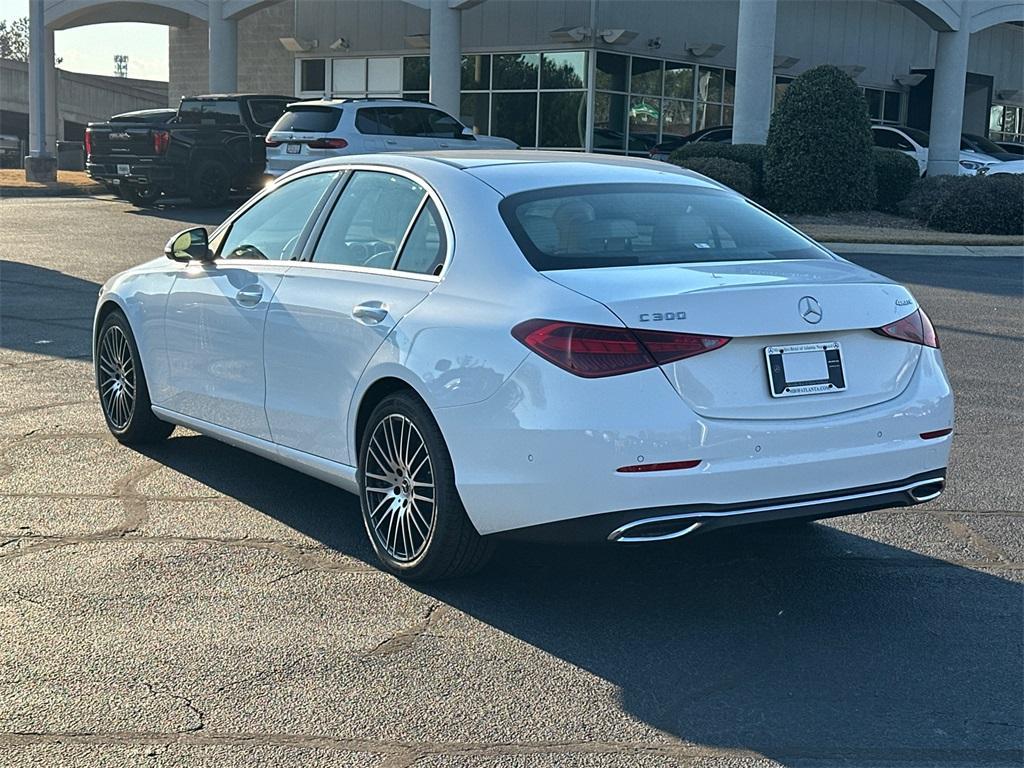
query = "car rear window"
xmin=499 ymin=183 xmax=828 ymax=271
xmin=271 ymin=106 xmax=342 ymax=133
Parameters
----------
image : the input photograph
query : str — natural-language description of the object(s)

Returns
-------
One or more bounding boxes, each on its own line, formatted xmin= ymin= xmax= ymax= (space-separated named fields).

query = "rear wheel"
xmin=190 ymin=159 xmax=231 ymax=207
xmin=358 ymin=392 xmax=493 ymax=581
xmin=123 ymin=183 xmax=160 ymax=206
xmin=96 ymin=310 xmax=174 ymax=444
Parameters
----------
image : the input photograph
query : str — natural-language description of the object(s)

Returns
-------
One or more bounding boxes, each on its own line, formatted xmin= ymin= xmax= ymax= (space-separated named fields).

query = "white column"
xmin=27 ymin=0 xmax=50 ymax=156
xmin=208 ymin=0 xmax=238 ymax=93
xmin=732 ymin=0 xmax=778 ymax=145
xmin=429 ymin=0 xmax=461 ymax=117
xmin=45 ymin=28 xmax=59 ymax=148
xmin=927 ymin=24 xmax=970 ymax=176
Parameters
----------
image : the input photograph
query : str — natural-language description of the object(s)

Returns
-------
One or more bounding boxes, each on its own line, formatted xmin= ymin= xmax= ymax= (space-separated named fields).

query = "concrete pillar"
xmin=45 ymin=28 xmax=59 ymax=148
xmin=26 ymin=0 xmax=56 ymax=181
xmin=927 ymin=24 xmax=970 ymax=176
xmin=732 ymin=0 xmax=778 ymax=145
xmin=429 ymin=0 xmax=461 ymax=117
xmin=208 ymin=0 xmax=238 ymax=93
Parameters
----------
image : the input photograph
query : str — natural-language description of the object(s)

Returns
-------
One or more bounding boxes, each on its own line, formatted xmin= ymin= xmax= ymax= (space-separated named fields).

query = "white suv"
xmin=265 ymin=98 xmax=518 ymax=177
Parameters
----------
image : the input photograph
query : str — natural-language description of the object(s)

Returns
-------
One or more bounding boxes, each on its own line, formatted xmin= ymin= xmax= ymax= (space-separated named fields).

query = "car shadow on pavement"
xmin=0 ymin=260 xmax=99 ymax=360
xmin=124 ymin=200 xmax=238 ymax=227
xmin=139 ymin=431 xmax=1023 ymax=766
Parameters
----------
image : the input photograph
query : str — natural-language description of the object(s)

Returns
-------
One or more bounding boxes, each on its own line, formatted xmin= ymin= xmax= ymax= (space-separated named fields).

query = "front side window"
xmin=500 ymin=183 xmax=827 ymax=271
xmin=422 ymin=109 xmax=467 ymax=139
xmin=312 ymin=172 xmax=427 ymax=269
xmin=218 ymin=172 xmax=337 ymax=261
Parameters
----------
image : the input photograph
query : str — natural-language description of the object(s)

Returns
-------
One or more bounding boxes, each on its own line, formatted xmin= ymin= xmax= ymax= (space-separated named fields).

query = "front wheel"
xmin=96 ymin=311 xmax=174 ymax=444
xmin=358 ymin=392 xmax=493 ymax=581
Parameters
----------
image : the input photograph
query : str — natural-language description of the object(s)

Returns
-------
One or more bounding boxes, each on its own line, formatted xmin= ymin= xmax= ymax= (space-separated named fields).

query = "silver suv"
xmin=265 ymin=98 xmax=518 ymax=177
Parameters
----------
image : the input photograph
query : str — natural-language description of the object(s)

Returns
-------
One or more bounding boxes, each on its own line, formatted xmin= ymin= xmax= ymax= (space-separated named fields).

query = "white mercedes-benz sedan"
xmin=93 ymin=151 xmax=953 ymax=580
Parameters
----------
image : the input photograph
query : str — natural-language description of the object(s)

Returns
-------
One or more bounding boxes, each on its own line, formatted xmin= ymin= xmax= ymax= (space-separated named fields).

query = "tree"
xmin=0 ymin=17 xmax=29 ymax=62
xmin=764 ymin=65 xmax=877 ymax=213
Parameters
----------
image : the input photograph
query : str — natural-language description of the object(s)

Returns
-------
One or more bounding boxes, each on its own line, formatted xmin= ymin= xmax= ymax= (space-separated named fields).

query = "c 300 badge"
xmin=639 ymin=311 xmax=686 ymax=322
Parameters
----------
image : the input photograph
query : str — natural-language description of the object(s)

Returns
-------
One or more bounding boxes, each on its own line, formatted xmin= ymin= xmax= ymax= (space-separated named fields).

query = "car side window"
xmin=312 ymin=172 xmax=427 ymax=269
xmin=218 ymin=172 xmax=337 ymax=261
xmin=873 ymin=129 xmax=913 ymax=152
xmin=249 ymin=99 xmax=288 ymax=129
xmin=422 ymin=109 xmax=468 ymax=139
xmin=395 ymin=200 xmax=447 ymax=275
xmin=355 ymin=107 xmax=392 ymax=135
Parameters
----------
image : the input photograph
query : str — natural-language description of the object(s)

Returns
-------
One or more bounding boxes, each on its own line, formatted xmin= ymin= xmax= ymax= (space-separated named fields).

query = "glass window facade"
xmin=595 ymin=52 xmax=733 ymax=155
xmin=990 ymin=104 xmax=1023 ymax=143
xmin=863 ymin=87 xmax=904 ymax=125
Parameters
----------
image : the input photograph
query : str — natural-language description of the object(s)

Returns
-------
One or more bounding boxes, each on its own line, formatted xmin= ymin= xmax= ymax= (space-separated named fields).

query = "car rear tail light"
xmin=511 ymin=319 xmax=730 ymax=378
xmin=873 ymin=308 xmax=939 ymax=348
xmin=84 ymin=129 xmax=93 ymax=157
xmin=307 ymin=138 xmax=349 ymax=149
xmin=617 ymin=459 xmax=702 ymax=473
xmin=265 ymin=138 xmax=282 ymax=147
xmin=152 ymin=130 xmax=170 ymax=155
xmin=920 ymin=428 xmax=953 ymax=440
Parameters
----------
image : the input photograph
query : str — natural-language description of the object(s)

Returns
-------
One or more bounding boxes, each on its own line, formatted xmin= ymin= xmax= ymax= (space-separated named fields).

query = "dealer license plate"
xmin=116 ymin=164 xmax=130 ymax=176
xmin=286 ymin=143 xmax=301 ymax=154
xmin=765 ymin=342 xmax=846 ymax=398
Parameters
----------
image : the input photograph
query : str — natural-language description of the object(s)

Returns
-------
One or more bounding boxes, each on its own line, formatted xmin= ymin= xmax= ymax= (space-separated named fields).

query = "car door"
xmin=263 ymin=169 xmax=448 ymax=465
xmin=162 ymin=170 xmax=339 ymax=439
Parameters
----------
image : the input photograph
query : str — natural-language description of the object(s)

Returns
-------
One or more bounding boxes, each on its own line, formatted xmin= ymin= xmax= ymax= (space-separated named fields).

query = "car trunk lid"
xmin=543 ymin=260 xmax=923 ymax=419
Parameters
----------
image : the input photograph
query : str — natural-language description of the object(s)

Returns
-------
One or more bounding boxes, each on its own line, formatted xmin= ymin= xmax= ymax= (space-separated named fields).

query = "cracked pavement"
xmin=0 ymin=196 xmax=1022 ymax=767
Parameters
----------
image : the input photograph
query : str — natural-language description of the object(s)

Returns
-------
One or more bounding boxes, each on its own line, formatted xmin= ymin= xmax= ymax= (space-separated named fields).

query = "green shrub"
xmin=872 ymin=147 xmax=920 ymax=213
xmin=676 ymin=157 xmax=755 ymax=197
xmin=896 ymin=175 xmax=963 ymax=222
xmin=765 ymin=65 xmax=876 ymax=213
xmin=926 ymin=174 xmax=1024 ymax=235
xmin=669 ymin=143 xmax=765 ymax=198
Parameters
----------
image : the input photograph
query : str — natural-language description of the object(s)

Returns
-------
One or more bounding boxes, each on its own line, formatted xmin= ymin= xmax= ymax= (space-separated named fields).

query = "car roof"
xmin=289 ymin=150 xmax=717 ymax=196
xmin=285 ymin=98 xmax=440 ymax=110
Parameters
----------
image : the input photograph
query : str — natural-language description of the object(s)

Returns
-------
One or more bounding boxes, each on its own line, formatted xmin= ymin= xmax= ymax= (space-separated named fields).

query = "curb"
xmin=1 ymin=185 xmax=106 ymax=199
xmin=824 ymin=242 xmax=1024 ymax=257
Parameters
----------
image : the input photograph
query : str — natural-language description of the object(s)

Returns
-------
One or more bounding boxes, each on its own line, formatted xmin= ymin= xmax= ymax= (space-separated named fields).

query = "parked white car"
xmin=265 ymin=98 xmax=517 ymax=177
xmin=984 ymin=159 xmax=1024 ymax=175
xmin=871 ymin=125 xmax=1000 ymax=176
xmin=94 ymin=151 xmax=953 ymax=580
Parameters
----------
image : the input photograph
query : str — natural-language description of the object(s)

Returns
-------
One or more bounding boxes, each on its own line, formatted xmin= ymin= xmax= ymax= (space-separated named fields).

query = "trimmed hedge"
xmin=676 ymin=157 xmax=756 ymax=197
xmin=897 ymin=175 xmax=960 ymax=222
xmin=669 ymin=143 xmax=765 ymax=199
xmin=765 ymin=65 xmax=876 ymax=213
xmin=926 ymin=174 xmax=1024 ymax=235
xmin=872 ymin=147 xmax=920 ymax=214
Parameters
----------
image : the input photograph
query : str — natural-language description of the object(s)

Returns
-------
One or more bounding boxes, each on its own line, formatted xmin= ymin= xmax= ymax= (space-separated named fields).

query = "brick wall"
xmin=168 ymin=2 xmax=296 ymax=103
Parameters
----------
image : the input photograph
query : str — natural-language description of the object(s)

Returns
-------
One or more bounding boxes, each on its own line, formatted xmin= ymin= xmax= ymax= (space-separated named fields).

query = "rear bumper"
xmin=498 ymin=470 xmax=946 ymax=543
xmin=435 ymin=347 xmax=954 ymax=536
xmin=87 ymin=160 xmax=176 ymax=187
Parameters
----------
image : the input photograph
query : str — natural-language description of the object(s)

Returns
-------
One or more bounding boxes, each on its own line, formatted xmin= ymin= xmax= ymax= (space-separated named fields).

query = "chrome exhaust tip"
xmin=609 ymin=520 xmax=704 ymax=543
xmin=907 ymin=479 xmax=945 ymax=503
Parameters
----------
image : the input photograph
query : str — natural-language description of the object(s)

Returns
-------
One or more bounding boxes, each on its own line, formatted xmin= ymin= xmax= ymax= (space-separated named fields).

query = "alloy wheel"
xmin=363 ymin=414 xmax=436 ymax=562
xmin=98 ymin=325 xmax=136 ymax=430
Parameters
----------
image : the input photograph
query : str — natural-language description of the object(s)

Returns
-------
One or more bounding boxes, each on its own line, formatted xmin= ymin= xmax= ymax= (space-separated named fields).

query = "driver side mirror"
xmin=460 ymin=125 xmax=476 ymax=140
xmin=165 ymin=227 xmax=212 ymax=262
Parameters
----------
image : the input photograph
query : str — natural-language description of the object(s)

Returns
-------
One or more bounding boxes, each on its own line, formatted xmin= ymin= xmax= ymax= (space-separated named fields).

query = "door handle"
xmin=353 ymin=301 xmax=389 ymax=325
xmin=438 ymin=143 xmax=450 ymax=148
xmin=235 ymin=285 xmax=264 ymax=306
xmin=384 ymin=139 xmax=398 ymax=146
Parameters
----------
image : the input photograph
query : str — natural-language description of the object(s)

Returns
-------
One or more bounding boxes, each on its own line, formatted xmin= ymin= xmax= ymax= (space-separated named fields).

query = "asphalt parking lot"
xmin=1 ymin=195 xmax=1022 ymax=768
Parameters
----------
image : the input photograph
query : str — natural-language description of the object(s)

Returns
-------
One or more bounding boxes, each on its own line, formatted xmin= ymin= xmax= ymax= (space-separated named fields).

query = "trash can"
xmin=56 ymin=141 xmax=85 ymax=171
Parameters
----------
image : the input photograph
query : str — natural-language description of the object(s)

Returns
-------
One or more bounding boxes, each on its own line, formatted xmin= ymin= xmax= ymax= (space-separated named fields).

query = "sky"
xmin=2 ymin=0 xmax=169 ymax=81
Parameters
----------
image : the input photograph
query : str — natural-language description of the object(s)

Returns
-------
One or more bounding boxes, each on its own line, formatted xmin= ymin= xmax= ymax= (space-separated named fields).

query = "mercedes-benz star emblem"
xmin=798 ymin=296 xmax=822 ymax=324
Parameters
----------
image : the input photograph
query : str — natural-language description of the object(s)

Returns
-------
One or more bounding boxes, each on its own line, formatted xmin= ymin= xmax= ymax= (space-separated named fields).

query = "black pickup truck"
xmin=86 ymin=94 xmax=291 ymax=206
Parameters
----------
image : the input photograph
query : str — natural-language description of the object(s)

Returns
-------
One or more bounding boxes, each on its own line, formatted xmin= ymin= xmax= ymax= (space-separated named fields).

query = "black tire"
xmin=95 ymin=310 xmax=174 ymax=445
xmin=123 ymin=183 xmax=161 ymax=206
xmin=189 ymin=159 xmax=231 ymax=207
xmin=358 ymin=392 xmax=493 ymax=581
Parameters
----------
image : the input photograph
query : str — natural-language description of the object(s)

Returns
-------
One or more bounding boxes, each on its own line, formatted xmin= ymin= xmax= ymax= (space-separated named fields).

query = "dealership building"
xmin=28 ymin=0 xmax=1024 ymax=177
